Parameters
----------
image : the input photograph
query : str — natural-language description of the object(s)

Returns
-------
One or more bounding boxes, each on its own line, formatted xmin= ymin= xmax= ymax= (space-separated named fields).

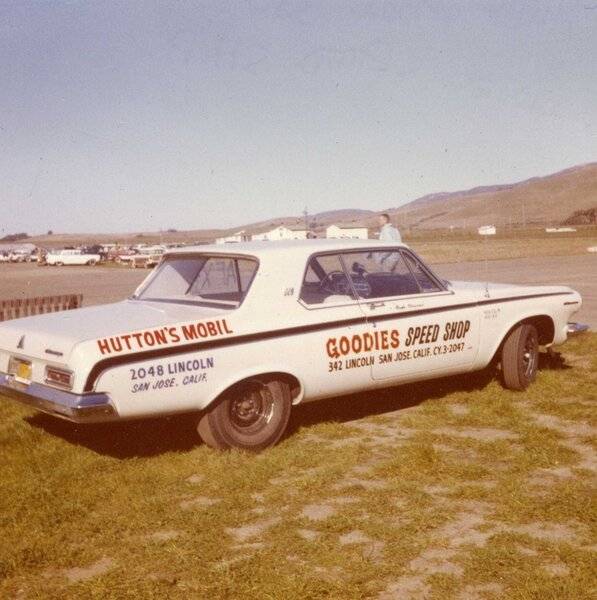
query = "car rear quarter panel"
xmin=474 ymin=289 xmax=580 ymax=368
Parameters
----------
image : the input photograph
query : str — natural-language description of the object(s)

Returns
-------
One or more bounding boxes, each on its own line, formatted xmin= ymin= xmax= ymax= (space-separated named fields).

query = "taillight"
xmin=45 ymin=367 xmax=73 ymax=389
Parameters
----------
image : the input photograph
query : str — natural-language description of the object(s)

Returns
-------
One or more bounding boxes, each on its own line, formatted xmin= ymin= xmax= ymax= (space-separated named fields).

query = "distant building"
xmin=215 ymin=230 xmax=251 ymax=244
xmin=545 ymin=227 xmax=576 ymax=233
xmin=251 ymin=226 xmax=309 ymax=241
xmin=478 ymin=225 xmax=496 ymax=236
xmin=326 ymin=224 xmax=369 ymax=240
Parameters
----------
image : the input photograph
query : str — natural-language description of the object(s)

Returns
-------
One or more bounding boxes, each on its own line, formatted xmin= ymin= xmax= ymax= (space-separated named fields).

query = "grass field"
xmin=1 ymin=334 xmax=595 ymax=599
xmin=410 ymin=229 xmax=597 ymax=264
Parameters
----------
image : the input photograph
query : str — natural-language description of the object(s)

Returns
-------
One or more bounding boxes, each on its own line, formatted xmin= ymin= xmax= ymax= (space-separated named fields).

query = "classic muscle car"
xmin=46 ymin=249 xmax=101 ymax=266
xmin=0 ymin=240 xmax=584 ymax=450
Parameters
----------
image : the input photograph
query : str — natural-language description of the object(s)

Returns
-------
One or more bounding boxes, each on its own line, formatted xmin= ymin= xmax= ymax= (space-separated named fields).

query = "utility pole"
xmin=522 ymin=199 xmax=526 ymax=230
xmin=303 ymin=207 xmax=309 ymax=231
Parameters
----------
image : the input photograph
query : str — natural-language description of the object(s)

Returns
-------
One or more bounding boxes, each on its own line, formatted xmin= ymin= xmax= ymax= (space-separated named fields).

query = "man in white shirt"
xmin=375 ymin=214 xmax=402 ymax=271
xmin=378 ymin=213 xmax=401 ymax=243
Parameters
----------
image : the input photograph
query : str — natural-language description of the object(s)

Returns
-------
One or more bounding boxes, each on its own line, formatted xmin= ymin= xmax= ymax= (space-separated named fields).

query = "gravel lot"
xmin=0 ymin=264 xmax=147 ymax=307
xmin=1 ymin=253 xmax=595 ymax=326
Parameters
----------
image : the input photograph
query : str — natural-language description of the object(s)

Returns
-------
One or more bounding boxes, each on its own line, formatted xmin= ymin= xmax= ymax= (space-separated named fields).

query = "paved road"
xmin=433 ymin=254 xmax=597 ymax=328
xmin=1 ymin=253 xmax=595 ymax=327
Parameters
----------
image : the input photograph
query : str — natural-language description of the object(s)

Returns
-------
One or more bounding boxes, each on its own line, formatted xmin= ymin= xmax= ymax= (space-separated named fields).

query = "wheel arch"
xmin=205 ymin=368 xmax=304 ymax=410
xmin=490 ymin=314 xmax=555 ymax=364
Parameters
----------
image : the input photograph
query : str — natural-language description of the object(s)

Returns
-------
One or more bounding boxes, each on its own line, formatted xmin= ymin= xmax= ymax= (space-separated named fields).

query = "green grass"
xmin=1 ymin=334 xmax=595 ymax=599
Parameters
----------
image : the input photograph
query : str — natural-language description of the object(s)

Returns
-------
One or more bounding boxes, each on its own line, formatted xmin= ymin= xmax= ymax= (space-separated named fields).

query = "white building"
xmin=326 ymin=224 xmax=369 ymax=240
xmin=251 ymin=226 xmax=309 ymax=242
xmin=478 ymin=225 xmax=497 ymax=236
xmin=215 ymin=230 xmax=251 ymax=244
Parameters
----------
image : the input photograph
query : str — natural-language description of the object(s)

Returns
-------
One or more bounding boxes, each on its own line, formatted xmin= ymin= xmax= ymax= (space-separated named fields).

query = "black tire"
xmin=501 ymin=324 xmax=539 ymax=391
xmin=197 ymin=378 xmax=292 ymax=451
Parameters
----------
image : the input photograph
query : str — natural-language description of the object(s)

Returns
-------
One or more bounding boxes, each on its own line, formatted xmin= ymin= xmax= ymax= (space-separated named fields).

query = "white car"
xmin=46 ymin=249 xmax=101 ymax=266
xmin=0 ymin=240 xmax=584 ymax=451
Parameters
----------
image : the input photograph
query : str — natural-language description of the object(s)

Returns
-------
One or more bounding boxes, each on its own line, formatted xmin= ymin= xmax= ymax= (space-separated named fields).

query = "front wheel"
xmin=501 ymin=324 xmax=539 ymax=390
xmin=197 ymin=378 xmax=291 ymax=451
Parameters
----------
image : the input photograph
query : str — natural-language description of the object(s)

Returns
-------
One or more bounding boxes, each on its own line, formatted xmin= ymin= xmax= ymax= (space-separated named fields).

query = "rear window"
xmin=135 ymin=255 xmax=258 ymax=308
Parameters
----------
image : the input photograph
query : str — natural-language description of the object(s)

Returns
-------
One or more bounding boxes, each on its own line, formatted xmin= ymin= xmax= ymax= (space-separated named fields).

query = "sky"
xmin=1 ymin=0 xmax=595 ymax=235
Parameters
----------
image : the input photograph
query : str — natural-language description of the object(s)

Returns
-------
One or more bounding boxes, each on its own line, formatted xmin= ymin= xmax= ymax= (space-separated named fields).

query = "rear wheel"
xmin=501 ymin=324 xmax=539 ymax=390
xmin=197 ymin=378 xmax=291 ymax=451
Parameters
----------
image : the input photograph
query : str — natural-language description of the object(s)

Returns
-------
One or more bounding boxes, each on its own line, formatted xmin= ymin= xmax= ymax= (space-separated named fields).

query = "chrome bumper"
xmin=0 ymin=372 xmax=117 ymax=423
xmin=567 ymin=322 xmax=589 ymax=336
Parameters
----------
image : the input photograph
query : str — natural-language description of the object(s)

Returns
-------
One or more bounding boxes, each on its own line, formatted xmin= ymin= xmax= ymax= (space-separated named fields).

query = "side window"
xmin=401 ymin=251 xmax=442 ymax=293
xmin=341 ymin=251 xmax=420 ymax=299
xmin=300 ymin=254 xmax=355 ymax=305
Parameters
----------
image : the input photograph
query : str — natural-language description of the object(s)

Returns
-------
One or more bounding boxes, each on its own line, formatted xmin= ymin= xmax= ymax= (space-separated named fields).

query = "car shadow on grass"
xmin=26 ymin=413 xmax=201 ymax=459
xmin=25 ymin=352 xmax=570 ymax=458
xmin=287 ymin=367 xmax=497 ymax=435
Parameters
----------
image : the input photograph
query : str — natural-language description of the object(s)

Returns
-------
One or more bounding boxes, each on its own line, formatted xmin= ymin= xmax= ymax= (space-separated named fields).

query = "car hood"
xmin=0 ymin=300 xmax=229 ymax=362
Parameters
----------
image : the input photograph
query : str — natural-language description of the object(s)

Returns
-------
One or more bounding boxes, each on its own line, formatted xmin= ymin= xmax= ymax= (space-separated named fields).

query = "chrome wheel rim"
xmin=229 ymin=383 xmax=274 ymax=434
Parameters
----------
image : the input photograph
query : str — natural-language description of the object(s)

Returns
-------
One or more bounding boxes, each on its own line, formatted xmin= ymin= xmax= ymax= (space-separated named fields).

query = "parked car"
xmin=131 ymin=248 xmax=165 ymax=269
xmin=0 ymin=240 xmax=584 ymax=451
xmin=0 ymin=253 xmax=10 ymax=263
xmin=8 ymin=250 xmax=34 ymax=263
xmin=46 ymin=249 xmax=101 ymax=266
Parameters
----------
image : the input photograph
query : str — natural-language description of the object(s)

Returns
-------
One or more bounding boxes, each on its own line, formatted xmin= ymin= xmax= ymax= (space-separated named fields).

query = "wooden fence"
xmin=0 ymin=294 xmax=83 ymax=322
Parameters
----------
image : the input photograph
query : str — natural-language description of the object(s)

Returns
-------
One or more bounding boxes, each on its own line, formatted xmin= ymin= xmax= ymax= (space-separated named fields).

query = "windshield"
xmin=134 ymin=254 xmax=258 ymax=308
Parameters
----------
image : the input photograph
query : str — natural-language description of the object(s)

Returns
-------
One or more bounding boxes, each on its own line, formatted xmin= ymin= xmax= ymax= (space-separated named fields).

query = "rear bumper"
xmin=0 ymin=372 xmax=118 ymax=423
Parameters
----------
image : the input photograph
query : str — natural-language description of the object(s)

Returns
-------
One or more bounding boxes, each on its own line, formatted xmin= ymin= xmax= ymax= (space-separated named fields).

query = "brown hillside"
xmin=389 ymin=162 xmax=597 ymax=229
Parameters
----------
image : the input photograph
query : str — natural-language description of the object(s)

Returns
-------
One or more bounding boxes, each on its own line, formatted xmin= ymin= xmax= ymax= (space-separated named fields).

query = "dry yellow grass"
xmin=0 ymin=334 xmax=595 ymax=599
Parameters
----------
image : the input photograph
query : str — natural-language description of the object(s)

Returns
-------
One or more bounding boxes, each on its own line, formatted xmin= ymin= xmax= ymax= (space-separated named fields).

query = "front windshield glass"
xmin=135 ymin=255 xmax=258 ymax=308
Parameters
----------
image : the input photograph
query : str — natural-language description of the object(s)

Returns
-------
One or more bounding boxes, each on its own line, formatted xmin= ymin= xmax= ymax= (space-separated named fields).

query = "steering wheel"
xmin=319 ymin=270 xmax=373 ymax=299
xmin=319 ymin=270 xmax=351 ymax=295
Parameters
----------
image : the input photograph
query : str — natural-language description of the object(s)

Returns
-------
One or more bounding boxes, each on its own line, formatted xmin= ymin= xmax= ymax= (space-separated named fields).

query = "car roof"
xmin=165 ymin=238 xmax=407 ymax=260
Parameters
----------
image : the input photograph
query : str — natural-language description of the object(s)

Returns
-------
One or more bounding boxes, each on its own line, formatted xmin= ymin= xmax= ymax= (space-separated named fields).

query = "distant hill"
xmin=388 ymin=162 xmax=597 ymax=229
xmin=24 ymin=161 xmax=597 ymax=247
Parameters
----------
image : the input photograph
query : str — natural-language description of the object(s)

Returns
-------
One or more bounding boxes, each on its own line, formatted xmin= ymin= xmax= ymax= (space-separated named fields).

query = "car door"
xmin=338 ymin=247 xmax=480 ymax=381
xmin=298 ymin=252 xmax=373 ymax=398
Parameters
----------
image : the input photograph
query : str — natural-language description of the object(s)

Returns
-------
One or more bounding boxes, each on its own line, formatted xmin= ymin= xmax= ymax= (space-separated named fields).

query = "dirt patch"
xmin=434 ymin=512 xmax=492 ymax=547
xmin=179 ymin=496 xmax=221 ymax=510
xmin=533 ymin=413 xmax=597 ymax=438
xmin=62 ymin=557 xmax=114 ymax=583
xmin=335 ymin=476 xmax=388 ymax=491
xmin=378 ymin=575 xmax=431 ymax=600
xmin=226 ymin=517 xmax=282 ymax=542
xmin=432 ymin=427 xmax=519 ymax=442
xmin=351 ymin=420 xmax=416 ymax=439
xmin=456 ymin=582 xmax=503 ymax=600
xmin=148 ymin=530 xmax=180 ymax=542
xmin=542 ymin=562 xmax=570 ymax=576
xmin=297 ymin=528 xmax=320 ymax=541
xmin=509 ymin=521 xmax=583 ymax=543
xmin=408 ymin=547 xmax=463 ymax=576
xmin=560 ymin=438 xmax=597 ymax=473
xmin=449 ymin=404 xmax=470 ymax=416
xmin=301 ymin=503 xmax=337 ymax=521
xmin=330 ymin=495 xmax=360 ymax=505
xmin=313 ymin=565 xmax=344 ymax=582
xmin=528 ymin=466 xmax=575 ymax=487
xmin=186 ymin=474 xmax=204 ymax=484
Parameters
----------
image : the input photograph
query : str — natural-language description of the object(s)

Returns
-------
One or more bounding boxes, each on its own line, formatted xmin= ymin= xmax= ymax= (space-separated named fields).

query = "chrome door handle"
xmin=368 ymin=301 xmax=386 ymax=309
